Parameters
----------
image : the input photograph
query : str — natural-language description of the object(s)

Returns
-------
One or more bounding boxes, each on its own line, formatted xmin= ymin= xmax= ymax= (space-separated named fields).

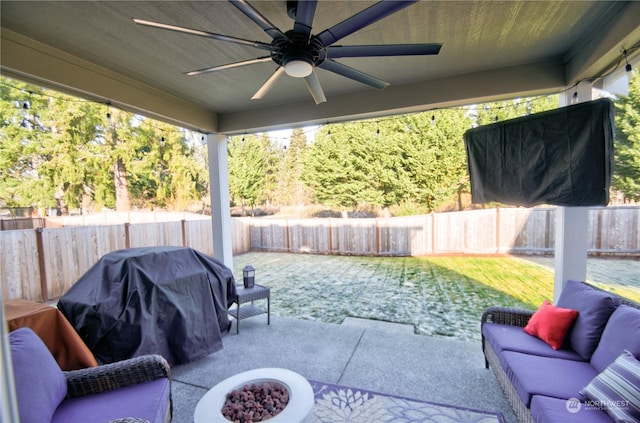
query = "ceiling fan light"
xmin=284 ymin=59 xmax=313 ymax=78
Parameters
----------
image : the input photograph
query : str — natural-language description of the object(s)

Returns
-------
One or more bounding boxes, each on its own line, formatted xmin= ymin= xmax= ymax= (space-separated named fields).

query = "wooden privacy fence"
xmin=250 ymin=207 xmax=639 ymax=257
xmin=1 ymin=207 xmax=638 ymax=302
xmin=1 ymin=219 xmax=251 ymax=302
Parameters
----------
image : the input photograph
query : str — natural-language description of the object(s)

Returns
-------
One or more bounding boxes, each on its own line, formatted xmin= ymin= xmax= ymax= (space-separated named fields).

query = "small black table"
xmin=228 ymin=284 xmax=270 ymax=334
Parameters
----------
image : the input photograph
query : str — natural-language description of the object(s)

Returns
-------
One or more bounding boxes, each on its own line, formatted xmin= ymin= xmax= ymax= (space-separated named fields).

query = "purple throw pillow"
xmin=556 ymin=280 xmax=620 ymax=359
xmin=9 ymin=327 xmax=68 ymax=423
xmin=590 ymin=305 xmax=640 ymax=373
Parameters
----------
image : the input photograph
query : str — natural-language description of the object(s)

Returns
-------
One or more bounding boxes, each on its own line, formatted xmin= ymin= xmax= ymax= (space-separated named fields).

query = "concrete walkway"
xmin=521 ymin=256 xmax=640 ymax=288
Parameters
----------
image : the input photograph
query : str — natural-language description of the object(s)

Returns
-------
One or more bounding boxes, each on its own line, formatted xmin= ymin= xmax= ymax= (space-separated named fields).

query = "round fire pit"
xmin=194 ymin=368 xmax=314 ymax=423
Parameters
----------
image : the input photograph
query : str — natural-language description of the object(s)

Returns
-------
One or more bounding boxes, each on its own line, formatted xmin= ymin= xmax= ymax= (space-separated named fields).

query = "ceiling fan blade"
xmin=319 ymin=60 xmax=389 ymax=90
xmin=229 ymin=0 xmax=287 ymax=40
xmin=186 ymin=57 xmax=272 ymax=76
xmin=133 ymin=19 xmax=271 ymax=51
xmin=316 ymin=1 xmax=417 ymax=47
xmin=327 ymin=43 xmax=442 ymax=58
xmin=251 ymin=67 xmax=286 ymax=100
xmin=304 ymin=72 xmax=327 ymax=104
xmin=293 ymin=0 xmax=318 ymax=40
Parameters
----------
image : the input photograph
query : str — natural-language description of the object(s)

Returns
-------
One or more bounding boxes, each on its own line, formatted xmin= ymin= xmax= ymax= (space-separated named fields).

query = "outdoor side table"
xmin=229 ymin=284 xmax=270 ymax=334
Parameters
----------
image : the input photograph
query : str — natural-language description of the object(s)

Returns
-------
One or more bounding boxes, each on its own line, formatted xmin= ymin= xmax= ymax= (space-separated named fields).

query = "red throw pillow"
xmin=523 ymin=300 xmax=579 ymax=350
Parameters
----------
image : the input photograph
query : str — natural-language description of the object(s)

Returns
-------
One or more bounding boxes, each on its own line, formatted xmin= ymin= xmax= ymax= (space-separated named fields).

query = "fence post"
xmin=124 ymin=223 xmax=131 ymax=248
xmin=35 ymin=227 xmax=49 ymax=302
xmin=285 ymin=218 xmax=290 ymax=252
xmin=375 ymin=218 xmax=380 ymax=255
xmin=496 ymin=208 xmax=501 ymax=254
xmin=328 ymin=218 xmax=333 ymax=255
xmin=595 ymin=210 xmax=602 ymax=253
xmin=431 ymin=212 xmax=436 ymax=254
xmin=181 ymin=219 xmax=187 ymax=247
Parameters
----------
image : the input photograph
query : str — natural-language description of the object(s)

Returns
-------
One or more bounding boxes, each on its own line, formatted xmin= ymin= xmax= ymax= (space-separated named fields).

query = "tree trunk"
xmin=114 ymin=157 xmax=131 ymax=211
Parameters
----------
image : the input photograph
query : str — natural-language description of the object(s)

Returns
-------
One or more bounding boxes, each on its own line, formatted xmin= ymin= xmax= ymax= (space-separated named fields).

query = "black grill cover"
xmin=464 ymin=98 xmax=614 ymax=207
xmin=58 ymin=246 xmax=237 ymax=365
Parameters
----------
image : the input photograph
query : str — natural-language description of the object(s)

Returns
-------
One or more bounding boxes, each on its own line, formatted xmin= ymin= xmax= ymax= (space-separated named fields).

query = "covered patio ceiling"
xmin=2 ymin=1 xmax=639 ymax=135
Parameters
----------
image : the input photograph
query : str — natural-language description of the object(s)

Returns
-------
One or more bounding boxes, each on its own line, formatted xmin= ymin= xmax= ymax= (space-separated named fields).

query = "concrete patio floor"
xmin=170 ymin=253 xmax=639 ymax=422
xmin=171 ymin=315 xmax=516 ymax=423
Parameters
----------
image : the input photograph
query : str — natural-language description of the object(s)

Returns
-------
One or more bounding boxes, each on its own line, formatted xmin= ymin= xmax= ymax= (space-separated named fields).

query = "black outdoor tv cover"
xmin=464 ymin=98 xmax=614 ymax=207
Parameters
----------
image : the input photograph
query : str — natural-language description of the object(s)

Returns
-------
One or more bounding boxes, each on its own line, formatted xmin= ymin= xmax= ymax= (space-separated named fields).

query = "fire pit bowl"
xmin=194 ymin=368 xmax=314 ymax=423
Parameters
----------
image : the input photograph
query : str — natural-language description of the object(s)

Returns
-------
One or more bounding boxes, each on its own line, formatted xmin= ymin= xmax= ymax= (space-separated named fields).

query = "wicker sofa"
xmin=481 ymin=280 xmax=640 ymax=423
xmin=9 ymin=327 xmax=172 ymax=423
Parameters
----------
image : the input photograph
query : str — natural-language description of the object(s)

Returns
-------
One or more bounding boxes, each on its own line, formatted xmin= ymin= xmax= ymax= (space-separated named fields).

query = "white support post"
xmin=553 ymin=81 xmax=592 ymax=302
xmin=554 ymin=207 xmax=589 ymax=302
xmin=207 ymin=133 xmax=233 ymax=269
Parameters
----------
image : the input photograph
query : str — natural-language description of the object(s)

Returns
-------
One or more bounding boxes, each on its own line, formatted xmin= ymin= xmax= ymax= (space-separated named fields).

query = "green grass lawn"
xmin=232 ymin=253 xmax=563 ymax=341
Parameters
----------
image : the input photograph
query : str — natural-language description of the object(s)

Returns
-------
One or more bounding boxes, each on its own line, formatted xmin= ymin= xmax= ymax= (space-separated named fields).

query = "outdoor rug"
xmin=309 ymin=380 xmax=505 ymax=423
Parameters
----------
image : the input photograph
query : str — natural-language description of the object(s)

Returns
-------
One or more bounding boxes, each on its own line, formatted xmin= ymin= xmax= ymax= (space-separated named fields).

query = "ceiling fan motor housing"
xmin=272 ymin=31 xmax=326 ymax=77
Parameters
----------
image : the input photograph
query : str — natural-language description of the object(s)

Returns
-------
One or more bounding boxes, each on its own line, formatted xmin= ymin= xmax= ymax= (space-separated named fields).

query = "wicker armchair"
xmin=64 ymin=354 xmax=170 ymax=398
xmin=10 ymin=326 xmax=172 ymax=423
xmin=64 ymin=354 xmax=172 ymax=423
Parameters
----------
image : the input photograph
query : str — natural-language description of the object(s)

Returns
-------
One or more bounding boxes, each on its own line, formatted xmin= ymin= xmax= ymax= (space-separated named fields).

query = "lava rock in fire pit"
xmin=221 ymin=382 xmax=290 ymax=422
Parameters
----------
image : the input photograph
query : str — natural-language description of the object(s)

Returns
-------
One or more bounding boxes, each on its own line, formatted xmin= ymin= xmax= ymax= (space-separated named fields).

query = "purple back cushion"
xmin=556 ymin=280 xmax=620 ymax=359
xmin=590 ymin=305 xmax=640 ymax=373
xmin=9 ymin=327 xmax=68 ymax=423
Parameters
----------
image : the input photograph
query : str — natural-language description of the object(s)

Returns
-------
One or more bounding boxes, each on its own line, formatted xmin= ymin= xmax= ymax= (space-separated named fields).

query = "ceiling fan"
xmin=134 ymin=0 xmax=442 ymax=104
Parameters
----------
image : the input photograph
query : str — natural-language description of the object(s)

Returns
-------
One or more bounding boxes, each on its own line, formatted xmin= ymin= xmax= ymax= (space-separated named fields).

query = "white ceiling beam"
xmin=0 ymin=29 xmax=218 ymax=133
xmin=565 ymin=1 xmax=640 ymax=85
xmin=217 ymin=59 xmax=566 ymax=134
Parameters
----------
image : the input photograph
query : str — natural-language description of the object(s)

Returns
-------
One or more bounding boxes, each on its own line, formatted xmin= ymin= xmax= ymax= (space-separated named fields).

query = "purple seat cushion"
xmin=556 ymin=280 xmax=620 ymax=359
xmin=502 ymin=351 xmax=598 ymax=407
xmin=590 ymin=304 xmax=640 ymax=373
xmin=530 ymin=395 xmax=614 ymax=423
xmin=9 ymin=327 xmax=68 ymax=423
xmin=51 ymin=378 xmax=170 ymax=423
xmin=483 ymin=322 xmax=586 ymax=367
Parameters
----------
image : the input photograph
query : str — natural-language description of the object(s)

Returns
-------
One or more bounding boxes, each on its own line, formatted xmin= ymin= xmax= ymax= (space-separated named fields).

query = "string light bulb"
xmin=623 ymin=49 xmax=632 ymax=73
xmin=571 ymin=91 xmax=579 ymax=104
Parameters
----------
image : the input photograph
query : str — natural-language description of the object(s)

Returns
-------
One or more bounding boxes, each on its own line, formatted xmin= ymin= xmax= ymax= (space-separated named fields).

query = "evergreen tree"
xmin=273 ymin=128 xmax=311 ymax=207
xmin=0 ymin=76 xmax=208 ymax=213
xmin=0 ymin=79 xmax=106 ymax=213
xmin=303 ymin=122 xmax=388 ymax=212
xmin=227 ymin=134 xmax=269 ymax=215
xmin=395 ymin=109 xmax=472 ymax=212
xmin=613 ymin=71 xmax=640 ymax=201
xmin=127 ymin=118 xmax=208 ymax=210
xmin=303 ymin=110 xmax=473 ymax=214
xmin=0 ymin=79 xmax=53 ymax=210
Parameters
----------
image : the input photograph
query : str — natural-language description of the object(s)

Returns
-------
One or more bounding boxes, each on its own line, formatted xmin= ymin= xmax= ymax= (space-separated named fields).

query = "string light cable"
xmin=2 ymin=40 xmax=637 ymax=140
